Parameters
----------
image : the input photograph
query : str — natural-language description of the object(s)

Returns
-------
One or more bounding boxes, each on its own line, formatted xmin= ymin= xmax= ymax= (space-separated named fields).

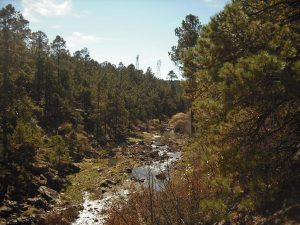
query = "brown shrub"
xmin=106 ymin=165 xmax=207 ymax=225
xmin=169 ymin=112 xmax=191 ymax=134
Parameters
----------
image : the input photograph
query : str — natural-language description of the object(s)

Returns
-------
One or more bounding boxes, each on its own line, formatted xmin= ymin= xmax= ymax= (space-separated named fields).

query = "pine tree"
xmin=0 ymin=4 xmax=29 ymax=161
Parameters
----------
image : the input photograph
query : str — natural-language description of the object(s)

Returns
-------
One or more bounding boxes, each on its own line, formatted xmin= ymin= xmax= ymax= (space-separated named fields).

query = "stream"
xmin=72 ymin=134 xmax=181 ymax=225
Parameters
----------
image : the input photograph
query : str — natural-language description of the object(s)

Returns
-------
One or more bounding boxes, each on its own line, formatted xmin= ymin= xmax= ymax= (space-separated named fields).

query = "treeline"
xmin=109 ymin=0 xmax=300 ymax=224
xmin=0 ymin=4 xmax=186 ymax=162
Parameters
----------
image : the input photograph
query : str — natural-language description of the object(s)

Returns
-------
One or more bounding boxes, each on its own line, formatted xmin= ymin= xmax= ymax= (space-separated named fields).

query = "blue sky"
xmin=1 ymin=0 xmax=229 ymax=79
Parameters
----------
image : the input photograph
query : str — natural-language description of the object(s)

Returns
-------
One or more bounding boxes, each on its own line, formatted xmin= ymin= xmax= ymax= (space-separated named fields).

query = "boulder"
xmin=0 ymin=205 xmax=13 ymax=218
xmin=99 ymin=181 xmax=110 ymax=188
xmin=57 ymin=163 xmax=80 ymax=176
xmin=29 ymin=162 xmax=49 ymax=174
xmin=97 ymin=167 xmax=105 ymax=173
xmin=6 ymin=217 xmax=35 ymax=225
xmin=27 ymin=197 xmax=49 ymax=210
xmin=38 ymin=186 xmax=59 ymax=202
xmin=12 ymin=217 xmax=34 ymax=225
xmin=123 ymin=168 xmax=132 ymax=174
xmin=139 ymin=151 xmax=145 ymax=155
xmin=149 ymin=151 xmax=159 ymax=159
xmin=39 ymin=174 xmax=48 ymax=185
xmin=100 ymin=188 xmax=107 ymax=194
xmin=44 ymin=172 xmax=66 ymax=191
xmin=155 ymin=172 xmax=167 ymax=180
xmin=2 ymin=200 xmax=18 ymax=210
xmin=18 ymin=203 xmax=28 ymax=212
xmin=99 ymin=179 xmax=117 ymax=188
xmin=131 ymin=177 xmax=145 ymax=183
xmin=159 ymin=153 xmax=169 ymax=161
xmin=104 ymin=179 xmax=117 ymax=185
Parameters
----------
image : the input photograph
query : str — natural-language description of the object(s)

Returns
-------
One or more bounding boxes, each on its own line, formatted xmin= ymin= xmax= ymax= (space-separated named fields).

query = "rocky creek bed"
xmin=71 ymin=132 xmax=183 ymax=225
xmin=0 ymin=131 xmax=184 ymax=225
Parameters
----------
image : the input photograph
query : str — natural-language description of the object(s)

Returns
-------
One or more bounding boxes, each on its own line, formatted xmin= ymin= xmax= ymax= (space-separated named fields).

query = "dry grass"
xmin=169 ymin=112 xmax=191 ymax=134
xmin=106 ymin=164 xmax=207 ymax=225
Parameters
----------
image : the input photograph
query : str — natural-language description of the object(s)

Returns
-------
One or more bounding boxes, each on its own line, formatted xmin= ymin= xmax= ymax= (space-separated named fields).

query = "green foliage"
xmin=200 ymin=198 xmax=227 ymax=222
xmin=238 ymin=198 xmax=255 ymax=211
xmin=48 ymin=135 xmax=70 ymax=163
xmin=11 ymin=119 xmax=42 ymax=149
xmin=171 ymin=0 xmax=300 ymax=222
xmin=10 ymin=97 xmax=43 ymax=149
xmin=169 ymin=14 xmax=202 ymax=66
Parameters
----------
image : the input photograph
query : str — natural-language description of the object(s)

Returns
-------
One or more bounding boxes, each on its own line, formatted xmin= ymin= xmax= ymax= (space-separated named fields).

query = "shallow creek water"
xmin=72 ymin=134 xmax=181 ymax=225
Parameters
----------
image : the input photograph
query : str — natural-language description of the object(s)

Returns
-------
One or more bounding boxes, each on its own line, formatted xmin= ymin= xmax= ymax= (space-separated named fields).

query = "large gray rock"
xmin=38 ymin=186 xmax=59 ymax=202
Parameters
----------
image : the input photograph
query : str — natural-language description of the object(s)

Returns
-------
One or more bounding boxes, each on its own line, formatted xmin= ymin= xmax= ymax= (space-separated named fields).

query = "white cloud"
xmin=66 ymin=32 xmax=114 ymax=54
xmin=66 ymin=32 xmax=98 ymax=52
xmin=21 ymin=0 xmax=72 ymax=22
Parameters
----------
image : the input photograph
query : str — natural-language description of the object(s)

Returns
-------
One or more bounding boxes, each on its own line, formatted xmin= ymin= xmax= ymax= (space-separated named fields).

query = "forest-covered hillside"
xmin=0 ymin=4 xmax=186 ymax=148
xmin=0 ymin=4 xmax=187 ymax=155
xmin=0 ymin=4 xmax=187 ymax=223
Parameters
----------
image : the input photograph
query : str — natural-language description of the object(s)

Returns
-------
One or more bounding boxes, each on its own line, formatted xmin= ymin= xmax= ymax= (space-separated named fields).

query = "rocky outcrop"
xmin=29 ymin=162 xmax=49 ymax=174
xmin=27 ymin=197 xmax=49 ymax=210
xmin=0 ymin=159 xmax=81 ymax=224
xmin=0 ymin=205 xmax=13 ymax=218
xmin=45 ymin=172 xmax=66 ymax=191
xmin=38 ymin=186 xmax=59 ymax=203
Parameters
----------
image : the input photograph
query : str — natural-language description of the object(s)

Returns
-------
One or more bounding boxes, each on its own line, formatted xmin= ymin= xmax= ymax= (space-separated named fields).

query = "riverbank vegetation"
xmin=108 ymin=0 xmax=300 ymax=224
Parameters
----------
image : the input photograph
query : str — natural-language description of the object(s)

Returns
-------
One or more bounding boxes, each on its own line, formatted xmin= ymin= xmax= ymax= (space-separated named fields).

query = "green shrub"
xmin=48 ymin=135 xmax=70 ymax=163
xmin=200 ymin=198 xmax=227 ymax=222
xmin=11 ymin=119 xmax=42 ymax=149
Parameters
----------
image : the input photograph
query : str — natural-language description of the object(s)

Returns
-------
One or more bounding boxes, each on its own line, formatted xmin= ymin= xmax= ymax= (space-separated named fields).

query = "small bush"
xmin=169 ymin=112 xmax=191 ymax=134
